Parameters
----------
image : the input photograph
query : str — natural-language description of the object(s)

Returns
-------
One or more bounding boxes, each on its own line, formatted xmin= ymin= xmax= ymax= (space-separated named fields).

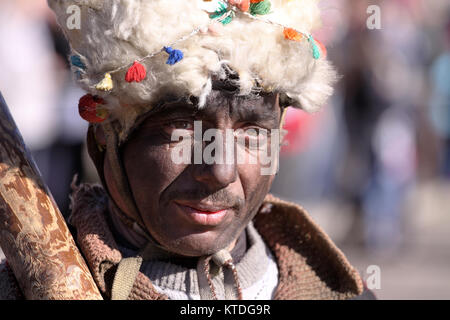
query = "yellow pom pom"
xmin=95 ymin=73 xmax=113 ymax=91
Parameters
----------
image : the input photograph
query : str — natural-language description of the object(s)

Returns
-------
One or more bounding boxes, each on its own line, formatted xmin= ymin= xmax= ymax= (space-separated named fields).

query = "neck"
xmin=109 ymin=200 xmax=148 ymax=250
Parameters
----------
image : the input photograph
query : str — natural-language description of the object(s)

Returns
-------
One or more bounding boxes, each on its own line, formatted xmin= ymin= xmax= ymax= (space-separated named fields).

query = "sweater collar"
xmin=118 ymin=221 xmax=274 ymax=299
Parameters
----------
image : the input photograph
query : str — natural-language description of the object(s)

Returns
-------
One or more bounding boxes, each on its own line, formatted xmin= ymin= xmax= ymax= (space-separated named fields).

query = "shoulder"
xmin=254 ymin=194 xmax=365 ymax=300
xmin=0 ymin=259 xmax=23 ymax=300
xmin=350 ymin=285 xmax=377 ymax=300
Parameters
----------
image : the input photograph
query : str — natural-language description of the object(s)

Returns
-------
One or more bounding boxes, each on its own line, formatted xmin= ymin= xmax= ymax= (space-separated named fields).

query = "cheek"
xmin=238 ymin=163 xmax=275 ymax=212
xmin=237 ymin=138 xmax=279 ymax=202
xmin=122 ymin=140 xmax=187 ymax=212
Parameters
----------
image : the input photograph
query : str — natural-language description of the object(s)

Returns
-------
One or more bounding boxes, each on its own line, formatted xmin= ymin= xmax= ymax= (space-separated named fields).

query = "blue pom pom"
xmin=70 ymin=55 xmax=86 ymax=70
xmin=164 ymin=47 xmax=184 ymax=65
xmin=75 ymin=70 xmax=83 ymax=80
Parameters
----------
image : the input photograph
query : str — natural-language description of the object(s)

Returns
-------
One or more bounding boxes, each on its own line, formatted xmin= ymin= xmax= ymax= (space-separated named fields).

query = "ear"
xmin=279 ymin=92 xmax=298 ymax=109
xmin=94 ymin=124 xmax=107 ymax=147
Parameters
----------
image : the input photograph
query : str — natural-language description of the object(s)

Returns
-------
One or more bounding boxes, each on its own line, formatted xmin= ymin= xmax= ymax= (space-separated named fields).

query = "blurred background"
xmin=0 ymin=0 xmax=449 ymax=299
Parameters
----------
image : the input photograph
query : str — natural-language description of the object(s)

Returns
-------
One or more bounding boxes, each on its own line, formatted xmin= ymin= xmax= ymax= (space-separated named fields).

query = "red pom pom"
xmin=78 ymin=94 xmax=108 ymax=123
xmin=125 ymin=61 xmax=147 ymax=83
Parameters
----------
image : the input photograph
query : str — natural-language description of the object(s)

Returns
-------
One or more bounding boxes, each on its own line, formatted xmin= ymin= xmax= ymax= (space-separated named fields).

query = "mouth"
xmin=173 ymin=201 xmax=231 ymax=226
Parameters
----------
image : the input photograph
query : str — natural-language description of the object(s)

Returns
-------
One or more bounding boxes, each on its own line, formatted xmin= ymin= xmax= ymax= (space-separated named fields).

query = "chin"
xmin=156 ymin=230 xmax=235 ymax=257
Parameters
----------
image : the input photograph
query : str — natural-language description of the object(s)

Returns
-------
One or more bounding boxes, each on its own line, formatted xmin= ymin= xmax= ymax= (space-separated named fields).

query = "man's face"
xmin=107 ymin=90 xmax=281 ymax=257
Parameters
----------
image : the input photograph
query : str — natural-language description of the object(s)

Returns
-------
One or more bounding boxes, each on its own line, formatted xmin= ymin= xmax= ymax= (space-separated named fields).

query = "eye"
xmin=162 ymin=120 xmax=194 ymax=137
xmin=238 ymin=126 xmax=268 ymax=138
xmin=171 ymin=121 xmax=194 ymax=130
xmin=235 ymin=127 xmax=269 ymax=150
xmin=245 ymin=128 xmax=260 ymax=137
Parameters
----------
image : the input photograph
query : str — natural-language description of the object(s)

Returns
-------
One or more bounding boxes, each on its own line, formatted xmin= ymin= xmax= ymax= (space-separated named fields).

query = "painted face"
xmin=105 ymin=89 xmax=282 ymax=257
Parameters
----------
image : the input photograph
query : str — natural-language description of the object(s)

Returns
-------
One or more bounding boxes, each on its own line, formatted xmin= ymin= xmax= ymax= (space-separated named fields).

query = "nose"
xmin=192 ymin=161 xmax=237 ymax=189
xmin=191 ymin=133 xmax=237 ymax=189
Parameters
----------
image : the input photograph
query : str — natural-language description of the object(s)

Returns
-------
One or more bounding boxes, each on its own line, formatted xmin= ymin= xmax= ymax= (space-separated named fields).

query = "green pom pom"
xmin=308 ymin=35 xmax=321 ymax=60
xmin=250 ymin=0 xmax=271 ymax=16
xmin=210 ymin=1 xmax=228 ymax=19
xmin=221 ymin=13 xmax=234 ymax=25
xmin=210 ymin=1 xmax=234 ymax=25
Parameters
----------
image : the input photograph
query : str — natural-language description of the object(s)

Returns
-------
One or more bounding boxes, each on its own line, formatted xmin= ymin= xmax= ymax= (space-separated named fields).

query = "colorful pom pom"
xmin=221 ymin=13 xmax=234 ymax=24
xmin=207 ymin=21 xmax=225 ymax=36
xmin=229 ymin=0 xmax=250 ymax=12
xmin=78 ymin=94 xmax=108 ymax=123
xmin=308 ymin=35 xmax=321 ymax=60
xmin=210 ymin=1 xmax=234 ymax=24
xmin=74 ymin=70 xmax=83 ymax=80
xmin=164 ymin=47 xmax=184 ymax=65
xmin=250 ymin=0 xmax=271 ymax=15
xmin=95 ymin=73 xmax=114 ymax=91
xmin=200 ymin=0 xmax=223 ymax=13
xmin=210 ymin=1 xmax=227 ymax=18
xmin=283 ymin=28 xmax=303 ymax=42
xmin=70 ymin=55 xmax=86 ymax=70
xmin=125 ymin=61 xmax=147 ymax=83
xmin=314 ymin=38 xmax=327 ymax=58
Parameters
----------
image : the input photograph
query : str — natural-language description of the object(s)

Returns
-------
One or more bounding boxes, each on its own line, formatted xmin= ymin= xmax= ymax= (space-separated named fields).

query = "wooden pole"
xmin=0 ymin=92 xmax=102 ymax=300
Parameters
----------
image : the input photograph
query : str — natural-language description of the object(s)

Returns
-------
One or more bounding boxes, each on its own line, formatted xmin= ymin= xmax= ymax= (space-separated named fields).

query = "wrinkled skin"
xmin=103 ymin=90 xmax=282 ymax=257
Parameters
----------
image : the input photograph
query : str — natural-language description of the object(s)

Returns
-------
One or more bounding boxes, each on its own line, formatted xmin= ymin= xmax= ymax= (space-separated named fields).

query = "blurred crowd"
xmin=0 ymin=0 xmax=449 ymax=298
xmin=272 ymin=0 xmax=450 ymax=256
xmin=0 ymin=0 xmax=92 ymax=216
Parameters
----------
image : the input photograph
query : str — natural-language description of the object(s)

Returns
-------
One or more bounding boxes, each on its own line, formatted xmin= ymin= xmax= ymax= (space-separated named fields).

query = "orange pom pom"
xmin=283 ymin=28 xmax=303 ymax=42
xmin=229 ymin=0 xmax=250 ymax=11
xmin=250 ymin=0 xmax=264 ymax=3
xmin=125 ymin=61 xmax=147 ymax=83
xmin=240 ymin=0 xmax=250 ymax=11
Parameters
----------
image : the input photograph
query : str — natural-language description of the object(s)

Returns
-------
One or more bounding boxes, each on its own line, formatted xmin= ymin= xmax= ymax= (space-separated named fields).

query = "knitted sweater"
xmin=117 ymin=221 xmax=280 ymax=300
xmin=0 ymin=183 xmax=368 ymax=300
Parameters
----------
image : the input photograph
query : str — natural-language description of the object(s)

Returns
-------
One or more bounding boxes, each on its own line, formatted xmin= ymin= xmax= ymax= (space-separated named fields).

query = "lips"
xmin=173 ymin=201 xmax=231 ymax=226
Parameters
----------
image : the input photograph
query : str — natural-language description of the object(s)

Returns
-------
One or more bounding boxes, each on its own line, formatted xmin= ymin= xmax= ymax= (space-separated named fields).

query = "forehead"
xmin=148 ymin=89 xmax=280 ymax=123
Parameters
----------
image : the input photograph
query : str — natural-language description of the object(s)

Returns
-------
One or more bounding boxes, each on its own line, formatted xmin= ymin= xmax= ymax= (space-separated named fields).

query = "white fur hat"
xmin=48 ymin=0 xmax=337 ymax=142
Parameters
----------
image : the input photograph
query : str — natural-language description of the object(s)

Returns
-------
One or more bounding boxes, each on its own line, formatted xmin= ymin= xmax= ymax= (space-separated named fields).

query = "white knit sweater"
xmin=120 ymin=222 xmax=279 ymax=300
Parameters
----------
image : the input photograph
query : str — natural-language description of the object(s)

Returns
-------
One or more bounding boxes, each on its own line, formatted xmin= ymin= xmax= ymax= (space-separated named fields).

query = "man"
xmin=1 ymin=0 xmax=374 ymax=300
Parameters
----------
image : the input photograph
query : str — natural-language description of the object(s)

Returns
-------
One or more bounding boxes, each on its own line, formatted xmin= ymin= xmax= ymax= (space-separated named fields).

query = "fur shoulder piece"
xmin=0 ymin=259 xmax=23 ymax=300
xmin=69 ymin=182 xmax=166 ymax=300
xmin=254 ymin=194 xmax=364 ymax=300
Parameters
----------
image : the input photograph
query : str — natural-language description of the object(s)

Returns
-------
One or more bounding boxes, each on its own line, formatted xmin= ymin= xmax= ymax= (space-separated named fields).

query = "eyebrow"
xmin=236 ymin=104 xmax=278 ymax=123
xmin=148 ymin=100 xmax=198 ymax=120
xmin=232 ymin=97 xmax=279 ymax=124
xmin=146 ymin=93 xmax=279 ymax=124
